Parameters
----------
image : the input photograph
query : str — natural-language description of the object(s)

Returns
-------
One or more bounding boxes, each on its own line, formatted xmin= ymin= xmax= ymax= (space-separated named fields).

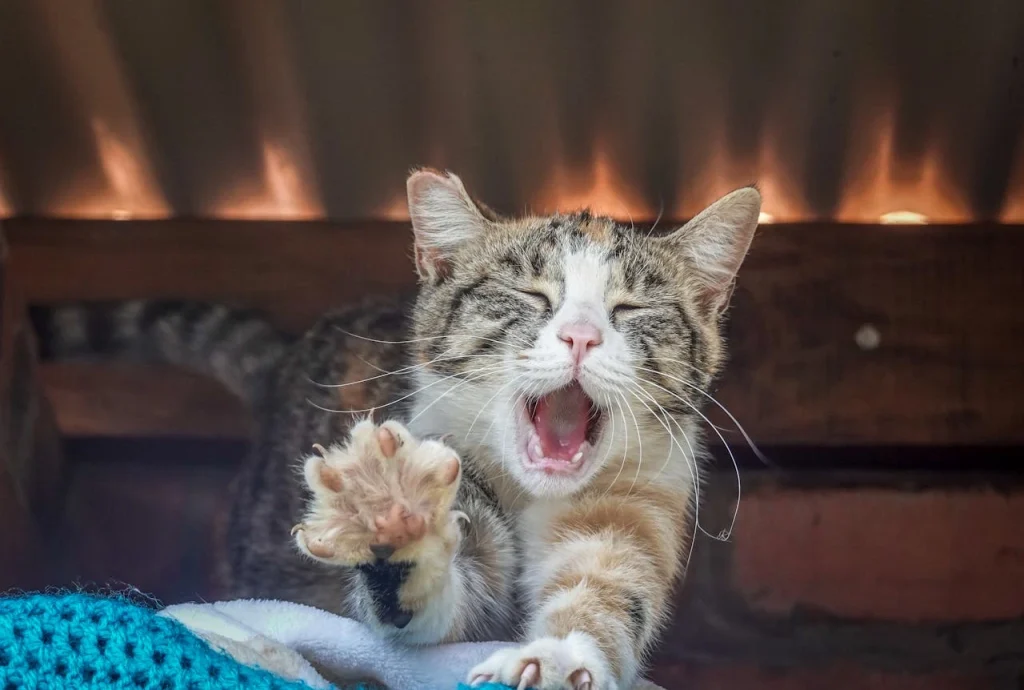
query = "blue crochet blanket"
xmin=0 ymin=593 xmax=512 ymax=690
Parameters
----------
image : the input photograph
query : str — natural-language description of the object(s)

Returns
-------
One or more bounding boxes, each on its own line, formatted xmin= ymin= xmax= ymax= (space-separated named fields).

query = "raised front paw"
xmin=291 ymin=419 xmax=464 ymax=633
xmin=468 ymin=634 xmax=614 ymax=690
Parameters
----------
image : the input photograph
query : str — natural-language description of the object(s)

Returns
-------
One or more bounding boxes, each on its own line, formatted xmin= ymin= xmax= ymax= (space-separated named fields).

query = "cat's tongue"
xmin=532 ymin=383 xmax=592 ymax=461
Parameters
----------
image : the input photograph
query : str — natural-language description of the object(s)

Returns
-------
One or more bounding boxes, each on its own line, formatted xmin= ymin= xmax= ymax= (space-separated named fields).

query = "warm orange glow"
xmin=382 ymin=135 xmax=811 ymax=225
xmin=674 ymin=130 xmax=812 ymax=223
xmin=18 ymin=1 xmax=1006 ymax=230
xmin=213 ymin=0 xmax=324 ymax=221
xmin=214 ymin=140 xmax=324 ymax=220
xmin=46 ymin=118 xmax=169 ymax=219
xmin=879 ymin=210 xmax=928 ymax=225
xmin=1001 ymin=152 xmax=1024 ymax=223
xmin=674 ymin=130 xmax=743 ymax=220
xmin=1003 ymin=197 xmax=1024 ymax=224
xmin=36 ymin=0 xmax=169 ymax=219
xmin=755 ymin=136 xmax=813 ymax=223
xmin=1003 ymin=204 xmax=1024 ymax=223
xmin=538 ymin=146 xmax=652 ymax=220
xmin=7 ymin=3 xmax=1010 ymax=225
xmin=377 ymin=196 xmax=411 ymax=222
xmin=836 ymin=106 xmax=969 ymax=224
xmin=90 ymin=119 xmax=169 ymax=219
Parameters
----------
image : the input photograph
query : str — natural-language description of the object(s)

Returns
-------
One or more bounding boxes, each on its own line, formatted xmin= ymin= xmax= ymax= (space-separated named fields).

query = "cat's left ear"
xmin=662 ymin=186 xmax=761 ymax=314
xmin=407 ymin=169 xmax=493 ymax=281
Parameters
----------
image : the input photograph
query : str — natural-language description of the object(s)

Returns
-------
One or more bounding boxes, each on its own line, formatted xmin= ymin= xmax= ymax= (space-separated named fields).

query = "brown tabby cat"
xmin=31 ymin=170 xmax=760 ymax=689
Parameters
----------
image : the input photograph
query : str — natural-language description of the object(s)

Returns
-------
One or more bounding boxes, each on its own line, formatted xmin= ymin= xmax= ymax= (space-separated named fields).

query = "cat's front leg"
xmin=292 ymin=419 xmax=516 ymax=644
xmin=469 ymin=484 xmax=689 ymax=690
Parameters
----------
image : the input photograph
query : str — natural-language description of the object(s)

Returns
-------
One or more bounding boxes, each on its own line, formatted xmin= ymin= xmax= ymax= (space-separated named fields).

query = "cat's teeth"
xmin=571 ymin=451 xmax=583 ymax=464
xmin=530 ymin=439 xmax=544 ymax=457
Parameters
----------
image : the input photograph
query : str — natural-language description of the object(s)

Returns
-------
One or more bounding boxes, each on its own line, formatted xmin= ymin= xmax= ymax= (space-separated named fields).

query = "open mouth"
xmin=523 ymin=382 xmax=605 ymax=474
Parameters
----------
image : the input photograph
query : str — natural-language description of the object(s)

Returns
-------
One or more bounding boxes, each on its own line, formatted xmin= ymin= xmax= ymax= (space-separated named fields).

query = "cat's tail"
xmin=29 ymin=300 xmax=291 ymax=405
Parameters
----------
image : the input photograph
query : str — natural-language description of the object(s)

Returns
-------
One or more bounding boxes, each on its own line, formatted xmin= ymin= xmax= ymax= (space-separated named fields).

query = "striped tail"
xmin=29 ymin=300 xmax=290 ymax=405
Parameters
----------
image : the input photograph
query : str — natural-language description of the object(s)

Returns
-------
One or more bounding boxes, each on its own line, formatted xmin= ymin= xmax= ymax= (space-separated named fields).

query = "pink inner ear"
xmin=414 ymin=241 xmax=450 ymax=280
xmin=694 ymin=271 xmax=744 ymax=315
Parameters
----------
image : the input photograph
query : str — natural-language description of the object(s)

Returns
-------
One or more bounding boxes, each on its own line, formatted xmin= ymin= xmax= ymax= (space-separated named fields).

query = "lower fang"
xmin=571 ymin=451 xmax=583 ymax=464
xmin=530 ymin=439 xmax=543 ymax=457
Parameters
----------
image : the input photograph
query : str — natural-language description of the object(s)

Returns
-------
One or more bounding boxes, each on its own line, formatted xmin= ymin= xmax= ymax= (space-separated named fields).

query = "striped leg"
xmin=469 ymin=483 xmax=690 ymax=690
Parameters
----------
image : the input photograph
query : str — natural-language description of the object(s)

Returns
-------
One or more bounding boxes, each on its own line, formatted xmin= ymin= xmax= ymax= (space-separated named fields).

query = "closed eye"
xmin=517 ymin=289 xmax=552 ymax=313
xmin=611 ymin=303 xmax=646 ymax=319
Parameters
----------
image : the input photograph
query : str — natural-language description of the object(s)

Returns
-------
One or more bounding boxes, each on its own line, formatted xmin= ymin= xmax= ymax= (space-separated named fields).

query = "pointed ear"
xmin=663 ymin=186 xmax=761 ymax=314
xmin=407 ymin=169 xmax=492 ymax=280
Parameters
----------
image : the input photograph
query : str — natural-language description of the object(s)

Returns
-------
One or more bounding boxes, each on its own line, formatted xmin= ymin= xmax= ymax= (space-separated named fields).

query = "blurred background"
xmin=1 ymin=1 xmax=1022 ymax=687
xmin=0 ymin=0 xmax=1022 ymax=222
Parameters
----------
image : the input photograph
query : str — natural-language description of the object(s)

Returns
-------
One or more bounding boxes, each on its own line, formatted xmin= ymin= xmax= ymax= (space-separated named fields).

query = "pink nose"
xmin=558 ymin=322 xmax=603 ymax=364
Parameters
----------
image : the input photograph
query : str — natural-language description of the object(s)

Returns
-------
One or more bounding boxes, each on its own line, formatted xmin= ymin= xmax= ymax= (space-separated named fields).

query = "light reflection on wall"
xmin=835 ymin=105 xmax=969 ymax=225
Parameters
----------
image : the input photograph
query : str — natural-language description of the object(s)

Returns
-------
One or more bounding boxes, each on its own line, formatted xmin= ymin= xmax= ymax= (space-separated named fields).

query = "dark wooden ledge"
xmin=8 ymin=218 xmax=1023 ymax=447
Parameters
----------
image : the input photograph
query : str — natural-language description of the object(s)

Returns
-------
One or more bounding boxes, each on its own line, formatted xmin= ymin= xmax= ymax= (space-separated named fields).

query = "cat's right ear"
xmin=407 ymin=169 xmax=491 ymax=281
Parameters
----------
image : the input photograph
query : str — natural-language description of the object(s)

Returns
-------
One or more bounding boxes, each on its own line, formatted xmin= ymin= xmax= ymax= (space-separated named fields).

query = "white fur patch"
xmin=468 ymin=632 xmax=615 ymax=690
xmin=394 ymin=564 xmax=465 ymax=645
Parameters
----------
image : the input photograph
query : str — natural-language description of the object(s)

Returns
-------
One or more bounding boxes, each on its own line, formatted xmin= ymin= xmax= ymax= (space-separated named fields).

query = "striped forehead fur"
xmin=410 ymin=209 xmax=724 ymax=412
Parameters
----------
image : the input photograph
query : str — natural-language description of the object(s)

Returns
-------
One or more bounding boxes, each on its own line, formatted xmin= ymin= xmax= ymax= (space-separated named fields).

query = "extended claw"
xmin=294 ymin=526 xmax=336 ymax=559
xmin=517 ymin=662 xmax=539 ymax=690
xmin=441 ymin=456 xmax=461 ymax=486
xmin=570 ymin=669 xmax=593 ymax=690
xmin=317 ymin=461 xmax=344 ymax=492
xmin=377 ymin=426 xmax=398 ymax=458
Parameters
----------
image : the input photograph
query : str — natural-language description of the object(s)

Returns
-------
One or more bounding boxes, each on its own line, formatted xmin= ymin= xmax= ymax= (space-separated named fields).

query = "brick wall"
xmin=650 ymin=664 xmax=1007 ymax=690
xmin=657 ymin=471 xmax=1024 ymax=686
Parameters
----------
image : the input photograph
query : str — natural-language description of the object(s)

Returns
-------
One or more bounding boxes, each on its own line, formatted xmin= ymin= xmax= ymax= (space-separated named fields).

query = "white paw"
xmin=468 ymin=633 xmax=614 ymax=690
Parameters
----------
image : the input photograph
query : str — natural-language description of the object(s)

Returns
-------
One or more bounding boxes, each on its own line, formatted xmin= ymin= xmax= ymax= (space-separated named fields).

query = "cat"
xmin=31 ymin=169 xmax=761 ymax=690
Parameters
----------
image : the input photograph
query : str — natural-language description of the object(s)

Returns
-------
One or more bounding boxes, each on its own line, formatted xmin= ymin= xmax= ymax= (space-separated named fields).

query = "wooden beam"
xmin=9 ymin=218 xmax=1024 ymax=445
xmin=7 ymin=218 xmax=414 ymax=332
xmin=41 ymin=363 xmax=249 ymax=438
xmin=721 ymin=223 xmax=1024 ymax=446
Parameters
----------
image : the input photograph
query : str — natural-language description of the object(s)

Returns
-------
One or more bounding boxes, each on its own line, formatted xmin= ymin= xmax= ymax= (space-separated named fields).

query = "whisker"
xmin=643 ymin=359 xmax=773 ymax=467
xmin=311 ymin=350 xmax=505 ymax=389
xmin=499 ymin=387 xmax=521 ymax=499
xmin=619 ymin=384 xmax=705 ymax=570
xmin=465 ymin=371 xmax=530 ymax=443
xmin=597 ymin=392 xmax=629 ymax=503
xmin=624 ymin=380 xmax=732 ymax=542
xmin=351 ymin=353 xmax=391 ymax=375
xmin=620 ymin=382 xmax=696 ymax=490
xmin=644 ymin=355 xmax=702 ymax=372
xmin=334 ymin=327 xmax=532 ymax=350
xmin=620 ymin=383 xmax=710 ymax=571
xmin=645 ymin=202 xmax=665 ymax=238
xmin=633 ymin=374 xmax=740 ymax=541
xmin=405 ymin=362 xmax=513 ymax=426
xmin=306 ymin=361 xmax=507 ymax=415
xmin=616 ymin=387 xmax=644 ymax=499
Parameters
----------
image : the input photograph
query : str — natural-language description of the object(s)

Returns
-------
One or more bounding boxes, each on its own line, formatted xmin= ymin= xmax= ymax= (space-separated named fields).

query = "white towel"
xmin=162 ymin=599 xmax=664 ymax=690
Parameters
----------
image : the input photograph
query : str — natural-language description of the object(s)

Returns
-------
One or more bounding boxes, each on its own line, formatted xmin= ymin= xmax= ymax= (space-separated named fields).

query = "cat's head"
xmin=406 ymin=169 xmax=759 ymax=498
